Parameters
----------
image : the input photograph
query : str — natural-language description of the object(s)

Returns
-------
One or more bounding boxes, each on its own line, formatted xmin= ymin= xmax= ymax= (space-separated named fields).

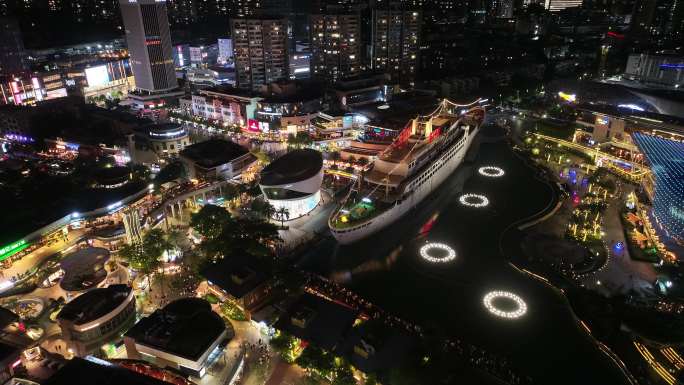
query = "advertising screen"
xmin=85 ymin=65 xmax=110 ymax=87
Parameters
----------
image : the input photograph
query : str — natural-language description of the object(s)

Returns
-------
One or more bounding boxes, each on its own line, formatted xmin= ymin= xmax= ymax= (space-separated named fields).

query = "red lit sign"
xmin=247 ymin=119 xmax=260 ymax=132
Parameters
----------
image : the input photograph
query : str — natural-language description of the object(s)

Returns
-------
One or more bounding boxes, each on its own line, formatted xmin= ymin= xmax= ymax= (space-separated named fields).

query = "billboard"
xmin=85 ymin=65 xmax=110 ymax=87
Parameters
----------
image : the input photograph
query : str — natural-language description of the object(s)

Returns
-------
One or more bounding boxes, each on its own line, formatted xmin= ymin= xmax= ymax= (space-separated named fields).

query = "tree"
xmin=153 ymin=161 xmax=185 ymax=186
xmin=118 ymin=230 xmax=165 ymax=282
xmin=296 ymin=346 xmax=335 ymax=376
xmin=250 ymin=199 xmax=276 ymax=220
xmin=190 ymin=204 xmax=234 ymax=240
xmin=275 ymin=207 xmax=290 ymax=227
xmin=333 ymin=365 xmax=356 ymax=385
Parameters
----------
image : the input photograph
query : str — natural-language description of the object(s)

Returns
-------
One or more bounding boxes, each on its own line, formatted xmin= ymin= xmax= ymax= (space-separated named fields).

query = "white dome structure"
xmin=259 ymin=149 xmax=324 ymax=220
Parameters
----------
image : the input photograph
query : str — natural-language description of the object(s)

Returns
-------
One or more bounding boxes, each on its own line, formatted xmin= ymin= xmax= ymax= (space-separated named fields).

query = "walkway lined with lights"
xmin=532 ymin=133 xmax=650 ymax=181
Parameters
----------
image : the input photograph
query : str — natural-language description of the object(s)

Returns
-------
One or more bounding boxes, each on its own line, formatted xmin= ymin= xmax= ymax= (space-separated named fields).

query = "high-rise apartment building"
xmin=119 ymin=0 xmax=178 ymax=92
xmin=310 ymin=13 xmax=362 ymax=83
xmin=493 ymin=0 xmax=513 ymax=17
xmin=0 ymin=17 xmax=25 ymax=75
xmin=371 ymin=5 xmax=421 ymax=86
xmin=230 ymin=17 xmax=289 ymax=90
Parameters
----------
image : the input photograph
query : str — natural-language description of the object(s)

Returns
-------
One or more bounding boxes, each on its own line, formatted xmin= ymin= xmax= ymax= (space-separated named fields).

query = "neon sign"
xmin=0 ymin=240 xmax=30 ymax=261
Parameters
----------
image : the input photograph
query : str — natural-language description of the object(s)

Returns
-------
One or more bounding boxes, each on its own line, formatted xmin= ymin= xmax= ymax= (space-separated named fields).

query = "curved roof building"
xmin=259 ymin=149 xmax=324 ymax=219
xmin=57 ymin=284 xmax=136 ymax=357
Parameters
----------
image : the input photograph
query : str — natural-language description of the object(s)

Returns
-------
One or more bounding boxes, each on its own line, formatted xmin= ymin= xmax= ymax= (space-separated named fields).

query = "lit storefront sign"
xmin=0 ymin=240 xmax=30 ymax=261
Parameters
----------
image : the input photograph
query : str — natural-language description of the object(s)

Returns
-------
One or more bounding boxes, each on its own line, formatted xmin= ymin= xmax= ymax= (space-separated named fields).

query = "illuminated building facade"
xmin=0 ymin=72 xmax=67 ymax=106
xmin=633 ymin=133 xmax=684 ymax=243
xmin=57 ymin=285 xmax=136 ymax=357
xmin=371 ymin=6 xmax=421 ymax=86
xmin=230 ymin=17 xmax=289 ymax=90
xmin=310 ymin=13 xmax=362 ymax=83
xmin=144 ymin=123 xmax=190 ymax=156
xmin=189 ymin=87 xmax=261 ymax=126
xmin=119 ymin=0 xmax=178 ymax=92
xmin=624 ymin=53 xmax=684 ymax=88
xmin=259 ymin=149 xmax=324 ymax=219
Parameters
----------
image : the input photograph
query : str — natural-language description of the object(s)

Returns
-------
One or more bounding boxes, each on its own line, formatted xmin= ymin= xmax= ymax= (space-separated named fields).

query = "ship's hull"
xmin=330 ymin=129 xmax=478 ymax=244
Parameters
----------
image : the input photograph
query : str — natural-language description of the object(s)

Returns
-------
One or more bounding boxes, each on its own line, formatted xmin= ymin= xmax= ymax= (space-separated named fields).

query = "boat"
xmin=328 ymin=98 xmax=486 ymax=244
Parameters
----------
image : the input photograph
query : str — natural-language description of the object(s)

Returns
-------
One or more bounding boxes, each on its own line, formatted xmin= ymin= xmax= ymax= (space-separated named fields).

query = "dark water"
xmin=301 ymin=126 xmax=631 ymax=385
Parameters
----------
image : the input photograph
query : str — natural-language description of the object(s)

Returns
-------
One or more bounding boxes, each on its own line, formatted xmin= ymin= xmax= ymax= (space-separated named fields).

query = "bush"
xmin=220 ymin=300 xmax=247 ymax=321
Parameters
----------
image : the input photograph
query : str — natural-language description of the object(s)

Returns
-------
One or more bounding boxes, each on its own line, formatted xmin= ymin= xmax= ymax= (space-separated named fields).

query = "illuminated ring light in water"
xmin=459 ymin=194 xmax=489 ymax=208
xmin=478 ymin=166 xmax=505 ymax=178
xmin=483 ymin=291 xmax=528 ymax=319
xmin=419 ymin=243 xmax=457 ymax=263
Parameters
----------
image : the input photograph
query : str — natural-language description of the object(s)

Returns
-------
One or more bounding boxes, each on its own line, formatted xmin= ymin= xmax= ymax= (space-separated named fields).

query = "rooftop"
xmin=260 ymin=149 xmax=323 ymax=186
xmin=44 ymin=357 xmax=171 ymax=385
xmin=274 ymin=293 xmax=358 ymax=351
xmin=201 ymin=255 xmax=271 ymax=299
xmin=351 ymin=93 xmax=440 ymax=130
xmin=180 ymin=139 xmax=251 ymax=169
xmin=58 ymin=284 xmax=132 ymax=325
xmin=125 ymin=298 xmax=226 ymax=361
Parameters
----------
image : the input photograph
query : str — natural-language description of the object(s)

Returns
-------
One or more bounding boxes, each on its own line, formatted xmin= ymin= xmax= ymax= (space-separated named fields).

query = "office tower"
xmin=231 ymin=17 xmax=289 ymax=90
xmin=544 ymin=0 xmax=583 ymax=11
xmin=119 ymin=0 xmax=178 ymax=92
xmin=0 ymin=17 xmax=25 ymax=75
xmin=310 ymin=13 xmax=362 ymax=83
xmin=371 ymin=5 xmax=421 ymax=86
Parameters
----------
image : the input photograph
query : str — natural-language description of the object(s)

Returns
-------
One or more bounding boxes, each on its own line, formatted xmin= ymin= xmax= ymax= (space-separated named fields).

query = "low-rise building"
xmin=274 ymin=293 xmax=358 ymax=351
xmin=259 ymin=149 xmax=324 ymax=219
xmin=179 ymin=139 xmax=256 ymax=181
xmin=129 ymin=123 xmax=190 ymax=164
xmin=202 ymin=255 xmax=275 ymax=319
xmin=189 ymin=86 xmax=261 ymax=127
xmin=44 ymin=356 xmax=172 ymax=385
xmin=124 ymin=298 xmax=229 ymax=379
xmin=57 ymin=284 xmax=136 ymax=357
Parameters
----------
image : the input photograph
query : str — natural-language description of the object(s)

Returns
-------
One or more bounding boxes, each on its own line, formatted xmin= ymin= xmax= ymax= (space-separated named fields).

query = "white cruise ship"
xmin=328 ymin=99 xmax=486 ymax=244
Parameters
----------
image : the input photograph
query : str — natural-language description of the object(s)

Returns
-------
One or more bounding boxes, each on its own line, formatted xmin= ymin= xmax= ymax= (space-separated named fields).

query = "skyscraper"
xmin=119 ymin=0 xmax=177 ymax=93
xmin=371 ymin=4 xmax=421 ymax=86
xmin=310 ymin=13 xmax=362 ymax=83
xmin=231 ymin=17 xmax=289 ymax=90
xmin=0 ymin=17 xmax=26 ymax=75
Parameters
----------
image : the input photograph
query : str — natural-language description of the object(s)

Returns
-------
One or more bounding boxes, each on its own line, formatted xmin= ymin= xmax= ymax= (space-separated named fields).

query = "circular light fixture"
xmin=419 ymin=243 xmax=456 ymax=263
xmin=459 ymin=193 xmax=489 ymax=208
xmin=478 ymin=166 xmax=505 ymax=177
xmin=483 ymin=291 xmax=527 ymax=319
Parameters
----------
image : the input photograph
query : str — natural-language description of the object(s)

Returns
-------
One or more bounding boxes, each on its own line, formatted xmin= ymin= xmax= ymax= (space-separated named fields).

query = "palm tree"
xmin=276 ymin=207 xmax=290 ymax=227
xmin=264 ymin=202 xmax=276 ymax=220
